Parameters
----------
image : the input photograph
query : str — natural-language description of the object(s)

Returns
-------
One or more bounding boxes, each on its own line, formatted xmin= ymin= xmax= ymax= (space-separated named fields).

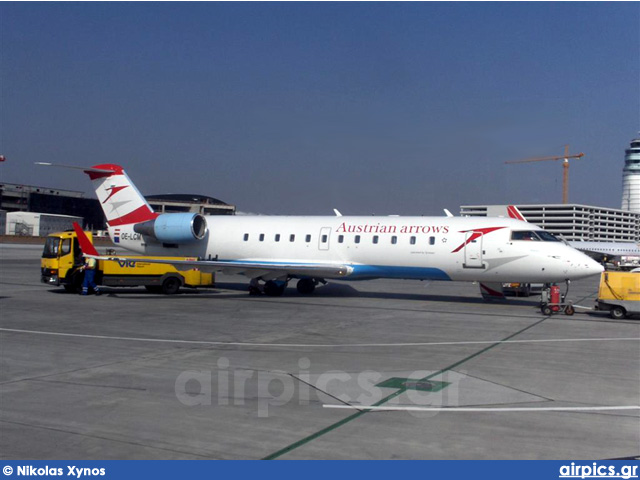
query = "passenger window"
xmin=391 ymin=236 xmax=397 ymax=245
xmin=243 ymin=233 xmax=249 ymax=241
xmin=410 ymin=236 xmax=416 ymax=245
xmin=373 ymin=236 xmax=379 ymax=244
xmin=290 ymin=234 xmax=295 ymax=242
xmin=321 ymin=235 xmax=328 ymax=243
xmin=338 ymin=235 xmax=344 ymax=243
xmin=275 ymin=234 xmax=280 ymax=242
xmin=429 ymin=236 xmax=435 ymax=245
xmin=305 ymin=234 xmax=311 ymax=243
xmin=259 ymin=234 xmax=265 ymax=242
xmin=355 ymin=235 xmax=360 ymax=244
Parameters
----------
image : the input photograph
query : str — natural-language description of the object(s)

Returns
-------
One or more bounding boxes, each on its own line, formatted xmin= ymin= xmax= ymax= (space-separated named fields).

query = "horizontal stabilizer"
xmin=35 ymin=162 xmax=117 ymax=174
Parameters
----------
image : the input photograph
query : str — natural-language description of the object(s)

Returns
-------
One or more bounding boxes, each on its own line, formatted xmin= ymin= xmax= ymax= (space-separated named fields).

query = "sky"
xmin=1 ymin=2 xmax=638 ymax=215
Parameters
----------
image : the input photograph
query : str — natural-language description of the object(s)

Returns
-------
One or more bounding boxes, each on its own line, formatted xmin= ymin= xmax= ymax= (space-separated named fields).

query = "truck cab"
xmin=41 ymin=230 xmax=88 ymax=291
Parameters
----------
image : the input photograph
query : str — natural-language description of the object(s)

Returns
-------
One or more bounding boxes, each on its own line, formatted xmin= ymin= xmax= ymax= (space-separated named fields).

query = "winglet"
xmin=72 ymin=222 xmax=100 ymax=257
xmin=443 ymin=209 xmax=454 ymax=218
xmin=333 ymin=209 xmax=342 ymax=217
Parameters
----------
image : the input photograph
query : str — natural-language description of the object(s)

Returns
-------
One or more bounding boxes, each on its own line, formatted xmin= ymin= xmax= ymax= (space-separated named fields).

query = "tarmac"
xmin=1 ymin=243 xmax=638 ymax=460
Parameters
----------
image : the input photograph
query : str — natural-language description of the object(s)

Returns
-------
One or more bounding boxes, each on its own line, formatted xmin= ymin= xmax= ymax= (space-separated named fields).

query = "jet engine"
xmin=134 ymin=213 xmax=207 ymax=244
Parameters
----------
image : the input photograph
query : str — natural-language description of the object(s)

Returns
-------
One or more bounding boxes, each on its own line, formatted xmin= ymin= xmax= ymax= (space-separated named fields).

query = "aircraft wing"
xmin=71 ymin=222 xmax=351 ymax=280
xmin=87 ymin=254 xmax=352 ymax=280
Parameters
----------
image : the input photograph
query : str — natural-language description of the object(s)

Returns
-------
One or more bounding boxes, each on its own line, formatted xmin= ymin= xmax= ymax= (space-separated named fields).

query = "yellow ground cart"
xmin=596 ymin=271 xmax=640 ymax=319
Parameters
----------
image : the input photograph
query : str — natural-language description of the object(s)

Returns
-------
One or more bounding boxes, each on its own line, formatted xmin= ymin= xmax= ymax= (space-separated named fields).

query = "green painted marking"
xmin=376 ymin=377 xmax=449 ymax=392
xmin=263 ymin=316 xmax=549 ymax=460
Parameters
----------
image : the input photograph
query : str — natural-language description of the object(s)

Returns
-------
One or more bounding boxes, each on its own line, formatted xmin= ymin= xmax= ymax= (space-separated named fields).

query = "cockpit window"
xmin=535 ymin=230 xmax=561 ymax=242
xmin=511 ymin=231 xmax=539 ymax=241
xmin=511 ymin=230 xmax=560 ymax=242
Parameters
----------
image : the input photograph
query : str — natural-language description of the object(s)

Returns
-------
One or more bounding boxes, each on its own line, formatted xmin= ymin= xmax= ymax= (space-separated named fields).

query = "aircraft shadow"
xmin=82 ymin=281 xmax=541 ymax=308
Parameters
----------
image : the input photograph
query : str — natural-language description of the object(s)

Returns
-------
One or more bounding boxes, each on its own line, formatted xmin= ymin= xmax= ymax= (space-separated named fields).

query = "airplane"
xmin=38 ymin=162 xmax=604 ymax=297
xmin=567 ymin=241 xmax=640 ymax=261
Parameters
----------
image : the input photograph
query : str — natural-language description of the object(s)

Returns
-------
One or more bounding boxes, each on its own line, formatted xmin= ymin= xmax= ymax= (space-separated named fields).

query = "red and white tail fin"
xmin=36 ymin=162 xmax=158 ymax=226
xmin=85 ymin=164 xmax=157 ymax=226
xmin=506 ymin=205 xmax=526 ymax=221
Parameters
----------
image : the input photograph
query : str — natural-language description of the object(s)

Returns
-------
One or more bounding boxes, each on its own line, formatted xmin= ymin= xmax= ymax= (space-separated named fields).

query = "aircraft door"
xmin=464 ymin=232 xmax=484 ymax=268
xmin=318 ymin=227 xmax=331 ymax=251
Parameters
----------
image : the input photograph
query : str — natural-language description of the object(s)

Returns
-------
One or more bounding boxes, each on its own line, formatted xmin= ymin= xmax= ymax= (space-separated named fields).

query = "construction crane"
xmin=505 ymin=145 xmax=585 ymax=204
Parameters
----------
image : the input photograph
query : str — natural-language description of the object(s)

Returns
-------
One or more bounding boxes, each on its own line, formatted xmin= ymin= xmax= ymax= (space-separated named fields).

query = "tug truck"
xmin=596 ymin=271 xmax=640 ymax=319
xmin=41 ymin=230 xmax=214 ymax=294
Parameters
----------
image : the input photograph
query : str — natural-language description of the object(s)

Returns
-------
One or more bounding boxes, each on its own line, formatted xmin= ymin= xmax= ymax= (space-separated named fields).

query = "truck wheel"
xmin=161 ymin=276 xmax=181 ymax=295
xmin=66 ymin=271 xmax=84 ymax=293
xmin=610 ymin=306 xmax=626 ymax=320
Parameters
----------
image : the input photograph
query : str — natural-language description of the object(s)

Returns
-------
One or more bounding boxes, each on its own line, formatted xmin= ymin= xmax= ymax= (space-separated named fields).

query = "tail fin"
xmin=85 ymin=164 xmax=157 ymax=226
xmin=36 ymin=162 xmax=158 ymax=227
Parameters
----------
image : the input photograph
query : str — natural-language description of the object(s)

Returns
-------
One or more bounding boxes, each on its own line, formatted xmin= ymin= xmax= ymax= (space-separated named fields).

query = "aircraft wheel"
xmin=297 ymin=278 xmax=316 ymax=295
xmin=610 ymin=306 xmax=626 ymax=320
xmin=161 ymin=276 xmax=181 ymax=295
xmin=264 ymin=280 xmax=285 ymax=297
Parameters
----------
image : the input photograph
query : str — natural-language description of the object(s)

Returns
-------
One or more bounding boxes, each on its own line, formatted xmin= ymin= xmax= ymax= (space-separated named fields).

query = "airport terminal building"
xmin=145 ymin=194 xmax=235 ymax=215
xmin=0 ymin=182 xmax=236 ymax=235
xmin=460 ymin=204 xmax=640 ymax=242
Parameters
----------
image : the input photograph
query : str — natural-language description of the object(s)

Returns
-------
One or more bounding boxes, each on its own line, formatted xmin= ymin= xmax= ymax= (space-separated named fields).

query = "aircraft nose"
xmin=576 ymin=255 xmax=604 ymax=277
xmin=589 ymin=258 xmax=605 ymax=275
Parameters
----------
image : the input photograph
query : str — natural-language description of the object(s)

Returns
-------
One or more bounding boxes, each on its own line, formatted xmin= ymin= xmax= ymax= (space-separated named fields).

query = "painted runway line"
xmin=323 ymin=405 xmax=640 ymax=413
xmin=0 ymin=327 xmax=638 ymax=349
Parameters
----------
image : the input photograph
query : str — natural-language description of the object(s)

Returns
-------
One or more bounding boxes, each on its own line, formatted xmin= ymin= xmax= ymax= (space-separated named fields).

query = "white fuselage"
xmin=110 ymin=215 xmax=603 ymax=283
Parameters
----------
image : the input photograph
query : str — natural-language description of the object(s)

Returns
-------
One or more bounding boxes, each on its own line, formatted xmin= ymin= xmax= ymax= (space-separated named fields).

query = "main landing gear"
xmin=248 ymin=277 xmax=324 ymax=296
xmin=296 ymin=278 xmax=316 ymax=295
xmin=249 ymin=278 xmax=288 ymax=296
